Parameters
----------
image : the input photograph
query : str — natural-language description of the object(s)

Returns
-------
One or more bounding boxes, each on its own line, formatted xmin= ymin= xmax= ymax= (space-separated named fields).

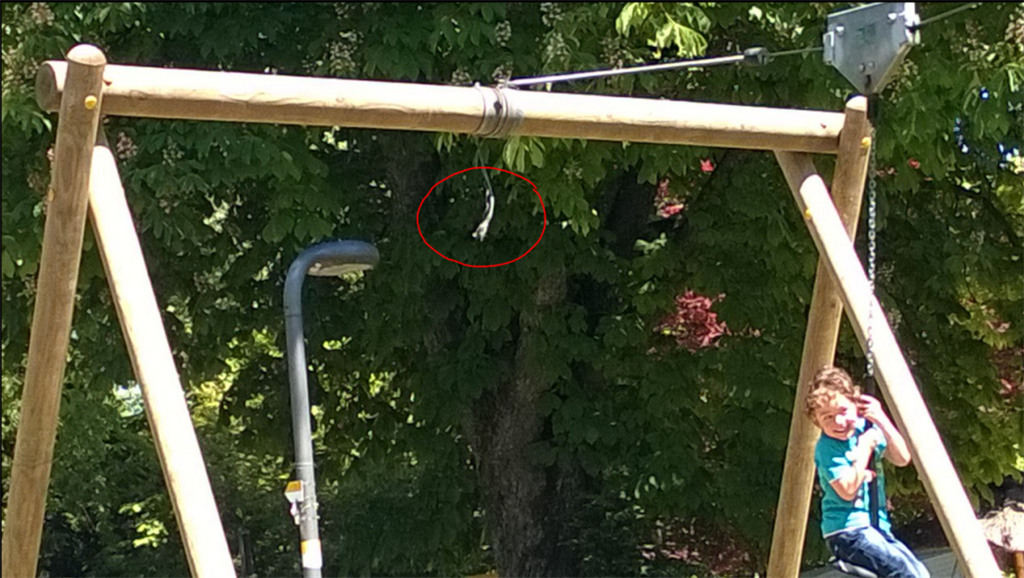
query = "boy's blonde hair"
xmin=804 ymin=366 xmax=861 ymax=418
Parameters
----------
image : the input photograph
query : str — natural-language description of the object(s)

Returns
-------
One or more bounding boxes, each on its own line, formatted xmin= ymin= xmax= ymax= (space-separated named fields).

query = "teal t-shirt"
xmin=814 ymin=418 xmax=890 ymax=537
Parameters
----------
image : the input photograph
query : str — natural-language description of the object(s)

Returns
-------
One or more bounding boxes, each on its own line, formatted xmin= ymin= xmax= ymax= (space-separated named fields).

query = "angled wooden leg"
xmin=88 ymin=131 xmax=237 ymax=578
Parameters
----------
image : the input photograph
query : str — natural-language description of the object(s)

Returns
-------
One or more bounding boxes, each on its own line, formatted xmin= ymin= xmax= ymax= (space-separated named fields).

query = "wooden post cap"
xmin=66 ymin=44 xmax=107 ymax=67
xmin=845 ymin=95 xmax=868 ymax=113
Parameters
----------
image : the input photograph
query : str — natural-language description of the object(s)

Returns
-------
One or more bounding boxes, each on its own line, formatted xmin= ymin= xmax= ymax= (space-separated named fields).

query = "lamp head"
xmin=303 ymin=240 xmax=380 ymax=277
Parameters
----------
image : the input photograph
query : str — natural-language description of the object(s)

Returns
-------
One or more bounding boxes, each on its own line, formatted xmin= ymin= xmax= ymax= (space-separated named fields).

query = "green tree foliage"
xmin=3 ymin=3 xmax=1021 ymax=576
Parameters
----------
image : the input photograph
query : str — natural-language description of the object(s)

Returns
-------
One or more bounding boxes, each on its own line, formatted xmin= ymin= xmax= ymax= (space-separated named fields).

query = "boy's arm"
xmin=860 ymin=395 xmax=912 ymax=467
xmin=829 ymin=430 xmax=880 ymax=501
xmin=878 ymin=419 xmax=911 ymax=466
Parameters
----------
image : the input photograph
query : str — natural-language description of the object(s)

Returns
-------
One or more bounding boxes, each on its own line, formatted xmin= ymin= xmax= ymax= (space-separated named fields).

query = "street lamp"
xmin=283 ymin=240 xmax=379 ymax=578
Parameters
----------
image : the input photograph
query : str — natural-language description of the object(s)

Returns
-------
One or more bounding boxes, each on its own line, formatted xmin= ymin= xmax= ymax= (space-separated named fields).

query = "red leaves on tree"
xmin=655 ymin=291 xmax=729 ymax=352
xmin=655 ymin=177 xmax=686 ymax=218
xmin=660 ymin=203 xmax=685 ymax=217
xmin=907 ymin=158 xmax=921 ymax=169
xmin=653 ymin=163 xmax=711 ymax=219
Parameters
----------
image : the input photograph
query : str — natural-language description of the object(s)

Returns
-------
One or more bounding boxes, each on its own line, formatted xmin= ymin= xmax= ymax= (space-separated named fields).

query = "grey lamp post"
xmin=283 ymin=240 xmax=379 ymax=578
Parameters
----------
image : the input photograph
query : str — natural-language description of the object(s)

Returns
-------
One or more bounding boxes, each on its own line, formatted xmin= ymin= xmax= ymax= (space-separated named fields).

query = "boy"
xmin=805 ymin=366 xmax=929 ymax=578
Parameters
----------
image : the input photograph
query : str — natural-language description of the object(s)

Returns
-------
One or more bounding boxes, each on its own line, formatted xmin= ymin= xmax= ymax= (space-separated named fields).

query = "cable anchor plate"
xmin=823 ymin=2 xmax=920 ymax=94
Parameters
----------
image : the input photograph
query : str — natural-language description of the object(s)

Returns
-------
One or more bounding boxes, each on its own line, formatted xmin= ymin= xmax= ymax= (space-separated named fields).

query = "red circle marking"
xmin=416 ymin=167 xmax=546 ymax=268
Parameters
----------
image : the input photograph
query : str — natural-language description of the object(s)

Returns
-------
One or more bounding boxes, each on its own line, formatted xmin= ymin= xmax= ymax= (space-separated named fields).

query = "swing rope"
xmin=472 ymin=144 xmax=497 ymax=241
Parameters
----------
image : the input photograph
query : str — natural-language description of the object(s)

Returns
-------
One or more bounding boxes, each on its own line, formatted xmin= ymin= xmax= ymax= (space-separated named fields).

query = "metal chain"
xmin=866 ymin=129 xmax=878 ymax=379
xmin=865 ymin=127 xmax=881 ymax=531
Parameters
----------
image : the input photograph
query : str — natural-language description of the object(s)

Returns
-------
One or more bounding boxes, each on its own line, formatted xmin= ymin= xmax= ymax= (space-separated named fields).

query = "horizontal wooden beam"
xmin=775 ymin=151 xmax=1002 ymax=578
xmin=36 ymin=61 xmax=843 ymax=153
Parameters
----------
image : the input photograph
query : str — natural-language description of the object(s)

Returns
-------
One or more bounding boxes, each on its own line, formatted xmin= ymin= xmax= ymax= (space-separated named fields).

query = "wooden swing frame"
xmin=1 ymin=45 xmax=1001 ymax=578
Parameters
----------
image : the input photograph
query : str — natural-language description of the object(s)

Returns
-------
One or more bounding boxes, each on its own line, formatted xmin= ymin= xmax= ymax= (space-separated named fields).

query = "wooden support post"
xmin=2 ymin=45 xmax=107 ymax=578
xmin=35 ymin=61 xmax=845 ymax=153
xmin=774 ymin=151 xmax=1002 ymax=578
xmin=87 ymin=132 xmax=237 ymax=578
xmin=767 ymin=97 xmax=873 ymax=578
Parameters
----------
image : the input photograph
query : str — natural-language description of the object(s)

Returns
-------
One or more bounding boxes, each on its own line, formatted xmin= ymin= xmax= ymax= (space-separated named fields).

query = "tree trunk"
xmin=460 ymin=172 xmax=663 ymax=576
xmin=465 ymin=269 xmax=581 ymax=576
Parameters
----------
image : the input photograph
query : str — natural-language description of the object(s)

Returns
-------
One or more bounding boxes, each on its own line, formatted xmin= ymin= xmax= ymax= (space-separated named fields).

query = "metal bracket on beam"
xmin=823 ymin=2 xmax=920 ymax=94
xmin=473 ymin=83 xmax=523 ymax=139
